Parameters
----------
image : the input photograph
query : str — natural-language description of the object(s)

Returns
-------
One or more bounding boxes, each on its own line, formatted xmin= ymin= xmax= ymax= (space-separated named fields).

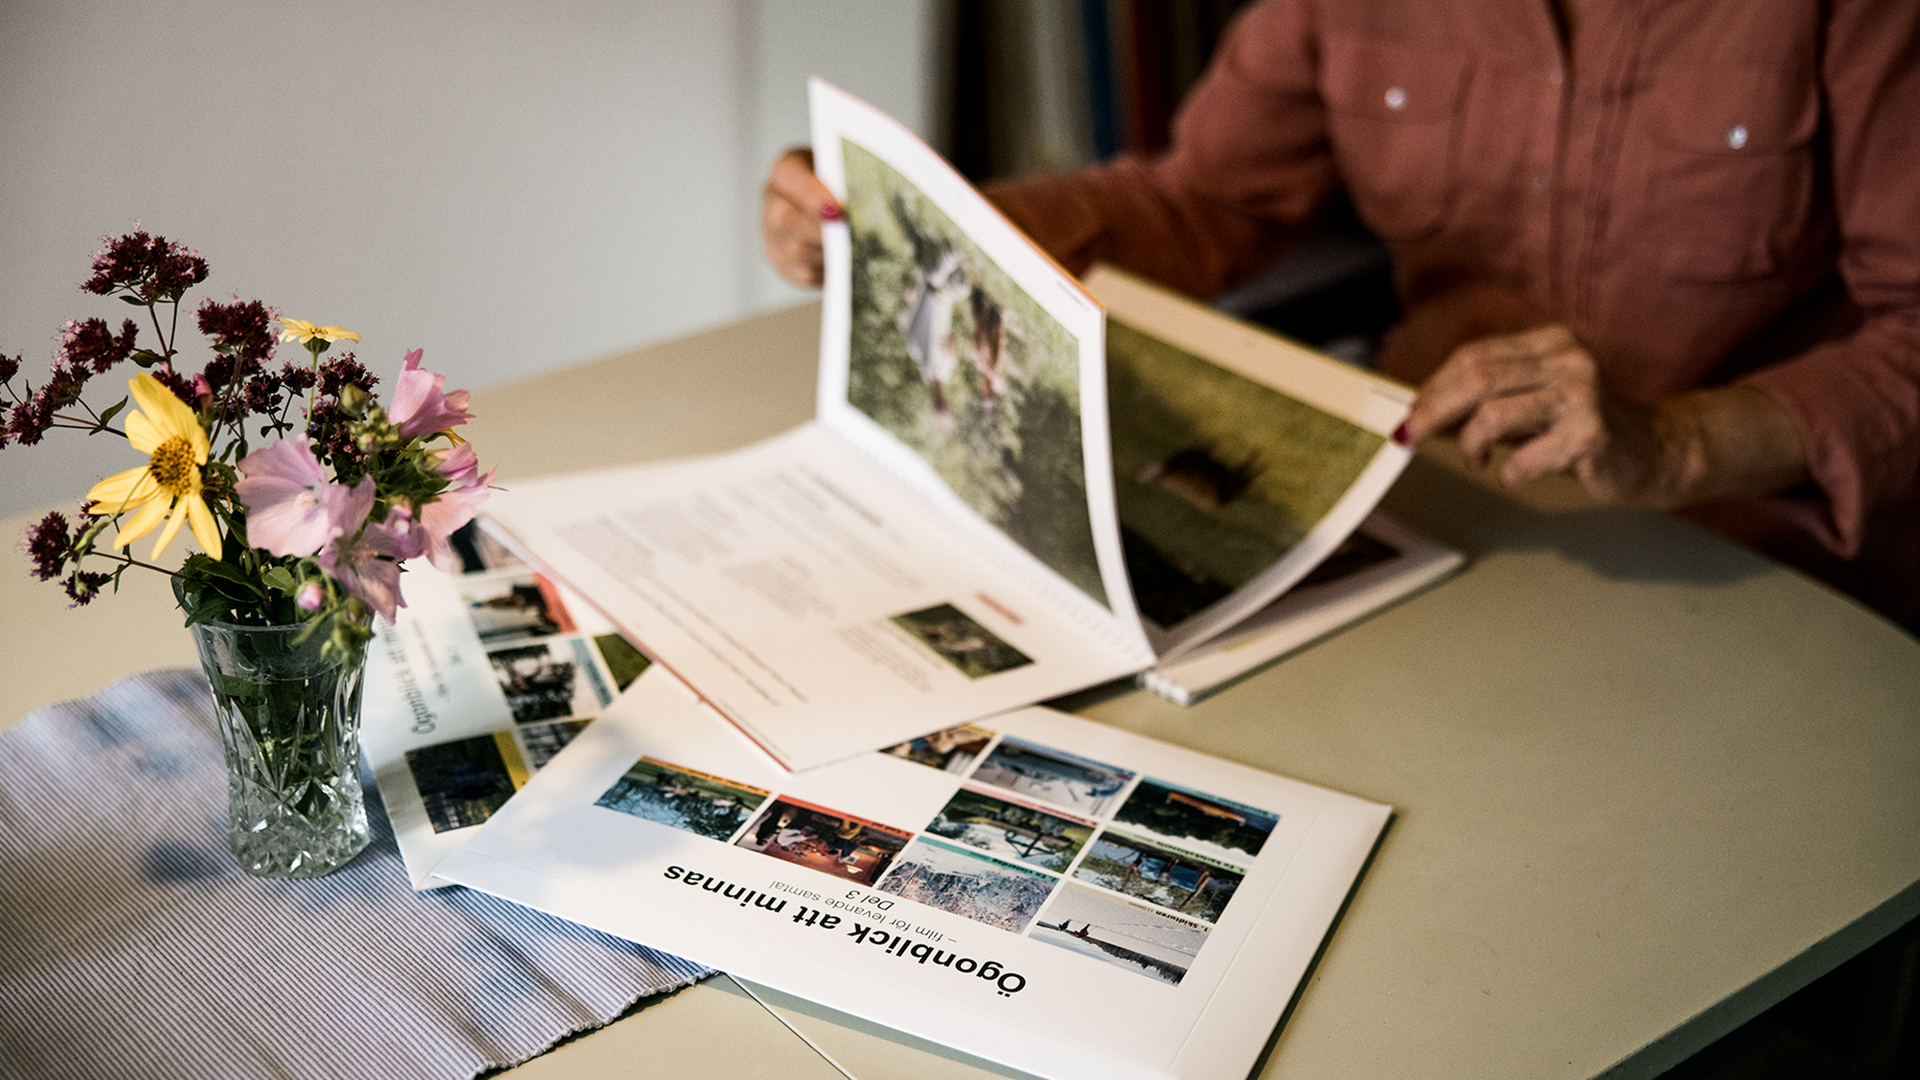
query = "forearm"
xmin=1648 ymin=384 xmax=1810 ymax=508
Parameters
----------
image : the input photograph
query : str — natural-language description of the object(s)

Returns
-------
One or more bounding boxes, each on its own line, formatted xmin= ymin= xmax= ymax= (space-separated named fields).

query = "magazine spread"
xmin=360 ymin=527 xmax=652 ymax=888
xmin=475 ymin=83 xmax=1418 ymax=771
xmin=434 ymin=666 xmax=1391 ymax=1080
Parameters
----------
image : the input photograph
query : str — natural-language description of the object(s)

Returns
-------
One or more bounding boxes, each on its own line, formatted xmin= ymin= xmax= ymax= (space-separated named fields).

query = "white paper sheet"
xmin=479 ymin=425 xmax=1152 ymax=771
xmin=435 ymin=667 xmax=1391 ymax=1080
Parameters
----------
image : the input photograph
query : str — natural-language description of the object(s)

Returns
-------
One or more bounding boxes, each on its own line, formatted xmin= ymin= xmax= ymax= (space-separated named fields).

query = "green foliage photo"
xmin=841 ymin=138 xmax=1105 ymax=605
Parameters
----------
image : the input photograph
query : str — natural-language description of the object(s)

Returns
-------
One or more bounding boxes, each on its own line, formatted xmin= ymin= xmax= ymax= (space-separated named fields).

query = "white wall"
xmin=0 ymin=0 xmax=938 ymax=519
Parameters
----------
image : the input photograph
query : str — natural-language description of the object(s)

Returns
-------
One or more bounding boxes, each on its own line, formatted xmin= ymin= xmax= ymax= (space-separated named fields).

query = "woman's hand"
xmin=1396 ymin=324 xmax=1809 ymax=508
xmin=761 ymin=148 xmax=842 ymax=287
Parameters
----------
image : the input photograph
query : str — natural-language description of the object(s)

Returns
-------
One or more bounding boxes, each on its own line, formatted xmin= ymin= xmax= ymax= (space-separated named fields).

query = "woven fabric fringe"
xmin=0 ymin=669 xmax=712 ymax=1080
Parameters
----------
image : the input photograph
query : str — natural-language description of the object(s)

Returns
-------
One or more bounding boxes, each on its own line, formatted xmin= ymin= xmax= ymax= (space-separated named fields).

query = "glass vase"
xmin=186 ymin=615 xmax=371 ymax=878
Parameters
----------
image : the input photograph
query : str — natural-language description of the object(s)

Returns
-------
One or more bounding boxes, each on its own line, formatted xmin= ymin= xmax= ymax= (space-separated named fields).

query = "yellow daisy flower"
xmin=85 ymin=374 xmax=223 ymax=561
xmin=276 ymin=317 xmax=361 ymax=346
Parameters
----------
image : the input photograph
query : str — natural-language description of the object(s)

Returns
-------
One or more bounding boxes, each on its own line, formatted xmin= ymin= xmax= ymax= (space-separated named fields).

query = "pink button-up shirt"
xmin=991 ymin=0 xmax=1920 ymax=619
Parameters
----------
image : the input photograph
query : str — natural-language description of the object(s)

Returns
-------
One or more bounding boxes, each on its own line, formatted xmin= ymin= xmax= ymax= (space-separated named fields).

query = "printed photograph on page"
xmin=839 ymin=137 xmax=1105 ymax=605
xmin=1028 ymin=881 xmax=1210 ymax=987
xmin=1106 ymin=317 xmax=1387 ymax=629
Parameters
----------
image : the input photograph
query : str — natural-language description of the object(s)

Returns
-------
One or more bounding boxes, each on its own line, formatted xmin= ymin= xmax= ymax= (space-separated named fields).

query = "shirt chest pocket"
xmin=1636 ymin=66 xmax=1822 ymax=281
xmin=1319 ymin=34 xmax=1469 ymax=242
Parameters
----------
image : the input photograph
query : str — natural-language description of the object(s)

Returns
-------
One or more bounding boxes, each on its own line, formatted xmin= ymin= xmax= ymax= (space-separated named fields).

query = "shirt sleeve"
xmin=986 ymin=0 xmax=1338 ymax=300
xmin=1740 ymin=0 xmax=1920 ymax=558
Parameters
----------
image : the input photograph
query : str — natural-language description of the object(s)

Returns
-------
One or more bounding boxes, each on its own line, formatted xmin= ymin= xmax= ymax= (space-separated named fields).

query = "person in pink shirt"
xmin=764 ymin=0 xmax=1920 ymax=623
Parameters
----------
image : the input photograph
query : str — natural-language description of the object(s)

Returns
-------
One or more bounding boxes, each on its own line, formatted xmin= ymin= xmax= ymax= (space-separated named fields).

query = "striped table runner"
xmin=0 ymin=669 xmax=711 ymax=1080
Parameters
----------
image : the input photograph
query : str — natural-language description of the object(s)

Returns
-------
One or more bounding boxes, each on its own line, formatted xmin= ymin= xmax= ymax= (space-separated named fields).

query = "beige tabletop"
xmin=5 ymin=302 xmax=1919 ymax=1080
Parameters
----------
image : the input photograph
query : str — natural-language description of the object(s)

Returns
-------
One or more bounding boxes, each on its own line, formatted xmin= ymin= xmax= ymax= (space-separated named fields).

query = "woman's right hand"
xmin=762 ymin=148 xmax=842 ymax=287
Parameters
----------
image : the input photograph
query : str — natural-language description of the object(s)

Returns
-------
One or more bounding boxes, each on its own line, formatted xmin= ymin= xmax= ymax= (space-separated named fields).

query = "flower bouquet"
xmin=5 ymin=229 xmax=493 ymax=877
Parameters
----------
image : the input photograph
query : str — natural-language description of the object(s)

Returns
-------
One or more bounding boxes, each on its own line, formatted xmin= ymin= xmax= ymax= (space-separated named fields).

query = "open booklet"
xmin=433 ymin=664 xmax=1392 ymax=1080
xmin=475 ymin=81 xmax=1415 ymax=770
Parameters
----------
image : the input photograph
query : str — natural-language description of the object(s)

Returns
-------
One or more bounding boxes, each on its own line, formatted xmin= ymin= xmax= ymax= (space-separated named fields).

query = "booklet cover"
xmin=474 ymin=83 xmax=1416 ymax=771
xmin=434 ymin=667 xmax=1391 ymax=1080
xmin=360 ymin=527 xmax=652 ymax=888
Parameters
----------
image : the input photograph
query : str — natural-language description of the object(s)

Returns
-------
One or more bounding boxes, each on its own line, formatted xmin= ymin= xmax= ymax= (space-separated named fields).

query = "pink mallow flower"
xmin=236 ymin=438 xmax=344 ymax=557
xmin=388 ymin=348 xmax=472 ymax=440
xmin=315 ymin=476 xmax=416 ymax=624
xmin=417 ymin=442 xmax=495 ymax=570
xmin=295 ymin=581 xmax=324 ymax=612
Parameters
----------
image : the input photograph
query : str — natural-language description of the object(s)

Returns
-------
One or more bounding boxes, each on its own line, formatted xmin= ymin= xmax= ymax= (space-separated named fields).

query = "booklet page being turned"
xmin=810 ymin=79 xmax=1142 ymax=650
xmin=435 ymin=667 xmax=1391 ymax=1080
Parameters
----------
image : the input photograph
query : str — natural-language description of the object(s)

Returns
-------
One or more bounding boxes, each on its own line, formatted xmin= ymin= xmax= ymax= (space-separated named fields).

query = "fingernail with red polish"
xmin=1391 ymin=421 xmax=1411 ymax=446
xmin=819 ymin=203 xmax=844 ymax=223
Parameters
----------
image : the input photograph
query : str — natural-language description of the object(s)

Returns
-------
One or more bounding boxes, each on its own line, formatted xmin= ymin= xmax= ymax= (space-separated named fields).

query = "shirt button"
xmin=1532 ymin=174 xmax=1550 ymax=193
xmin=1547 ymin=69 xmax=1564 ymax=87
xmin=1384 ymin=86 xmax=1408 ymax=110
xmin=1727 ymin=124 xmax=1749 ymax=149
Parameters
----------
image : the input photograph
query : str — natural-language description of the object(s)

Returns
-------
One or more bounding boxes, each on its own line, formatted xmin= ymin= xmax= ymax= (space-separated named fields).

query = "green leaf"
xmin=130 ymin=349 xmax=165 ymax=369
xmin=94 ymin=397 xmax=128 ymax=429
xmin=261 ymin=565 xmax=298 ymax=595
xmin=119 ymin=295 xmax=147 ymax=307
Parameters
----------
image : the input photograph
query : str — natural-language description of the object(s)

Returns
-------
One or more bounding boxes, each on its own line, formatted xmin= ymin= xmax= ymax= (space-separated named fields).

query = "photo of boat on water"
xmin=1029 ymin=882 xmax=1211 ymax=986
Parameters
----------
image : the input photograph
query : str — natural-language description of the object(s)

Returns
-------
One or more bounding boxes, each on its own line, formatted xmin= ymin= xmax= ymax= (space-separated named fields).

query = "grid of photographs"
xmin=585 ymin=718 xmax=1281 ymax=988
xmin=403 ymin=523 xmax=654 ymax=834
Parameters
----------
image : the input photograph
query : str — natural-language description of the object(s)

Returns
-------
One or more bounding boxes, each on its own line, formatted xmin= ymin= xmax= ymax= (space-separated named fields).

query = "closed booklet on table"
xmin=435 ymin=666 xmax=1391 ymax=1080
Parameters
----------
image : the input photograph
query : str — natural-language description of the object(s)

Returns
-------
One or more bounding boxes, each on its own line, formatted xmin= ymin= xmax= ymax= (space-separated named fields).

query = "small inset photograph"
xmin=735 ymin=797 xmax=913 ymax=884
xmin=924 ymin=787 xmax=1094 ymax=873
xmin=1029 ymin=882 xmax=1209 ymax=986
xmin=407 ymin=733 xmax=520 ymax=833
xmin=876 ymin=837 xmax=1057 ymax=933
xmin=516 ymin=719 xmax=591 ymax=771
xmin=1111 ymin=779 xmax=1279 ymax=867
xmin=969 ymin=736 xmax=1136 ymax=818
xmin=407 ymin=721 xmax=594 ymax=834
xmin=1071 ymin=830 xmax=1245 ymax=924
xmin=890 ymin=603 xmax=1033 ymax=679
xmin=459 ymin=570 xmax=573 ymax=644
xmin=595 ymin=757 xmax=772 ymax=841
xmin=592 ymin=632 xmax=651 ymax=693
xmin=880 ymin=723 xmax=995 ymax=774
xmin=486 ymin=638 xmax=612 ymax=723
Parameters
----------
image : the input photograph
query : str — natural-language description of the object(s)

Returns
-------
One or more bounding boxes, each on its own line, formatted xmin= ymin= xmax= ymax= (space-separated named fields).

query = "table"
xmin=5 ymin=302 xmax=1918 ymax=1080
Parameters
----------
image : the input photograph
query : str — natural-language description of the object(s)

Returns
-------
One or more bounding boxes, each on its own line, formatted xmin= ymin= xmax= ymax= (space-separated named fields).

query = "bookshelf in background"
xmin=946 ymin=0 xmax=1253 ymax=184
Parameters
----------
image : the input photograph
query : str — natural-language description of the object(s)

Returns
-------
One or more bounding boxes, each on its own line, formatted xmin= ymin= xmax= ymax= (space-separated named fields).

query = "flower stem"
xmin=48 ymin=414 xmax=125 ymax=437
xmin=87 ymin=547 xmax=181 ymax=577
